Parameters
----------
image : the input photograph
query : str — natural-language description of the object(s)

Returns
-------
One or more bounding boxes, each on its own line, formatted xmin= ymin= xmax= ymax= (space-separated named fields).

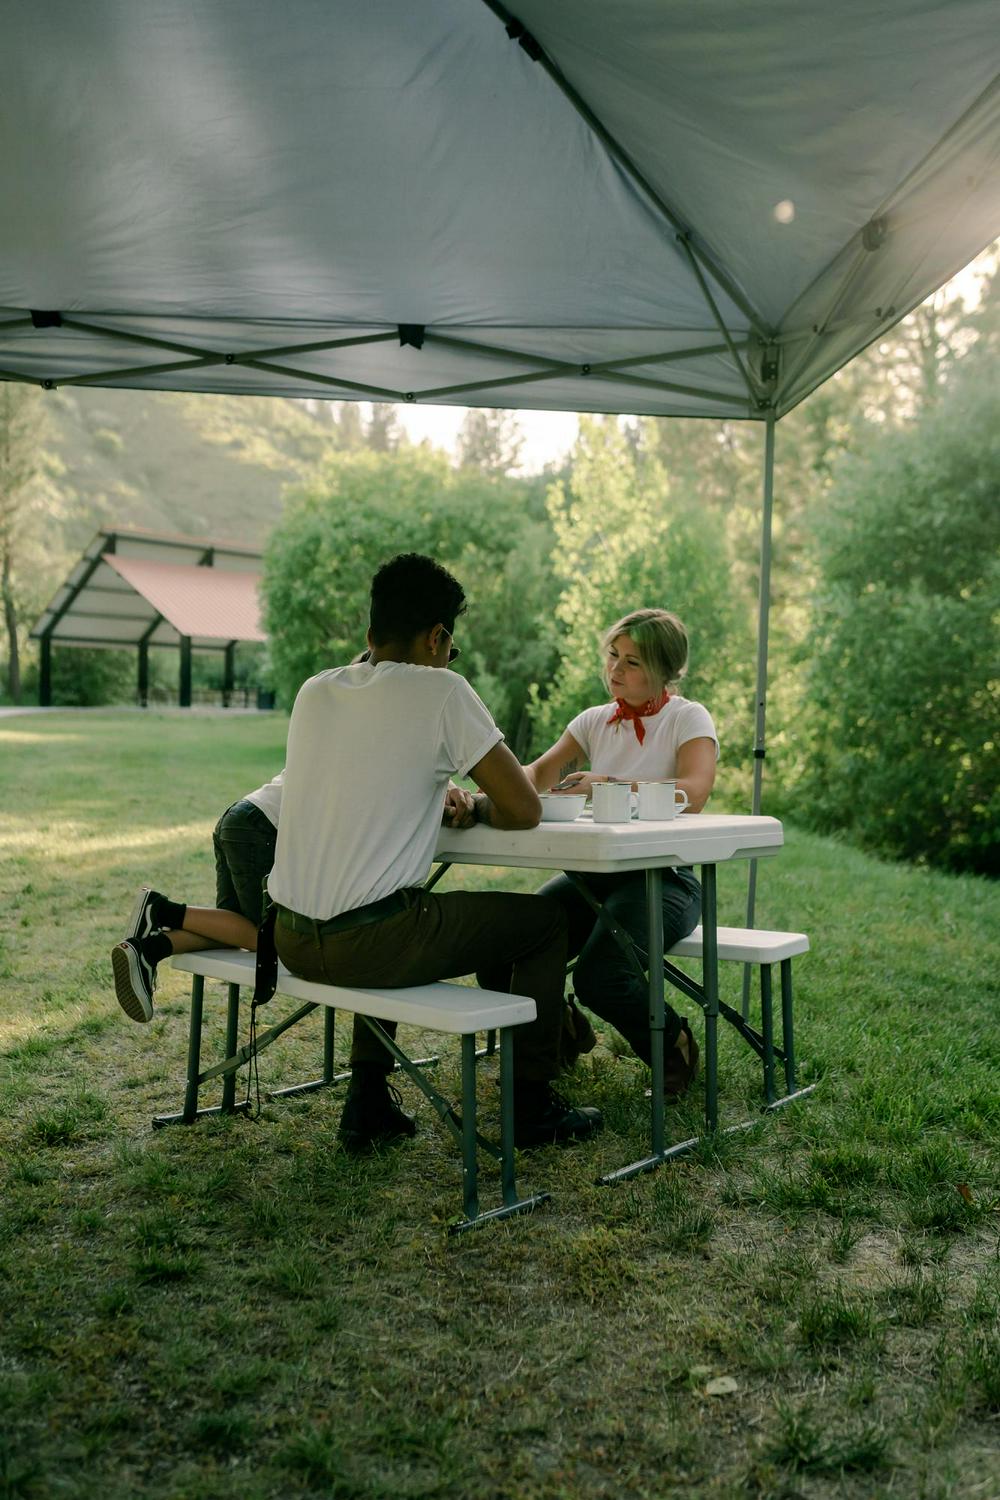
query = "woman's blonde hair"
xmin=602 ymin=608 xmax=689 ymax=695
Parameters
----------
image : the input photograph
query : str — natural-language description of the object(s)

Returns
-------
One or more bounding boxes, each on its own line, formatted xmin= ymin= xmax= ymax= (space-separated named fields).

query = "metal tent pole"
xmin=741 ymin=409 xmax=776 ymax=1020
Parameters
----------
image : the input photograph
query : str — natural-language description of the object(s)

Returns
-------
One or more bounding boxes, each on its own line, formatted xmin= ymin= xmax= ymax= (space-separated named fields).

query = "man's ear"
xmin=427 ymin=623 xmax=446 ymax=657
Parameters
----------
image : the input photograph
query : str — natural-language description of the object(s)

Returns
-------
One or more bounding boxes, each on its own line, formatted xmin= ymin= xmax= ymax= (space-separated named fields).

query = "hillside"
xmin=44 ymin=387 xmax=337 ymax=554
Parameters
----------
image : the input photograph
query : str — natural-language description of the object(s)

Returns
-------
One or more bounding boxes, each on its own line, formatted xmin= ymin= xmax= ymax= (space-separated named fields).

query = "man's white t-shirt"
xmin=244 ymin=770 xmax=284 ymax=827
xmin=567 ymin=695 xmax=719 ymax=782
xmin=267 ymin=660 xmax=503 ymax=920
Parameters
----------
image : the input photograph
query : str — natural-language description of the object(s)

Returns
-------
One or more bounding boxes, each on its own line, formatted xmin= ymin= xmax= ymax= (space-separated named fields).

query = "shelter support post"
xmin=179 ymin=635 xmax=192 ymax=708
xmin=223 ymin=641 xmax=235 ymax=707
xmin=137 ymin=640 xmax=148 ymax=707
xmin=742 ymin=410 xmax=776 ymax=1020
xmin=38 ymin=635 xmax=51 ymax=706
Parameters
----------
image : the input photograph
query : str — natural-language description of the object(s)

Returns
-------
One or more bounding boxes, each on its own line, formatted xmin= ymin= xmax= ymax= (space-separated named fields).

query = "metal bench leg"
xmin=268 ymin=1004 xmax=353 ymax=1100
xmin=183 ymin=974 xmax=205 ymax=1123
xmin=477 ymin=1028 xmax=498 ymax=1058
xmin=460 ymin=1033 xmax=479 ymax=1224
xmin=221 ymin=982 xmax=241 ymax=1113
xmin=780 ymin=957 xmax=796 ymax=1093
xmin=760 ymin=964 xmax=776 ymax=1105
xmin=451 ymin=1026 xmax=551 ymax=1233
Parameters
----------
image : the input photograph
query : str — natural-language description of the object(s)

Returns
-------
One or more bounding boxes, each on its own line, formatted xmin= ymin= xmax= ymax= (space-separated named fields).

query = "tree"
xmin=797 ymin=360 xmax=1000 ymax=874
xmin=0 ymin=384 xmax=48 ymax=703
xmin=456 ymin=408 xmax=524 ymax=475
xmin=331 ymin=401 xmax=365 ymax=450
xmin=261 ymin=447 xmax=559 ymax=750
xmin=530 ymin=418 xmax=753 ymax=784
xmin=365 ymin=403 xmax=405 ymax=453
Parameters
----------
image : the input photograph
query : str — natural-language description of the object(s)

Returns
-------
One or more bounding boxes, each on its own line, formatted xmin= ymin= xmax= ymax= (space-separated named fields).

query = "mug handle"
xmin=674 ymin=787 xmax=689 ymax=813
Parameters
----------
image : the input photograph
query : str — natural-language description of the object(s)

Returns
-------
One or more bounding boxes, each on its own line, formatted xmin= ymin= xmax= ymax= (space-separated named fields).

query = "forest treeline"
xmin=2 ymin=258 xmax=998 ymax=874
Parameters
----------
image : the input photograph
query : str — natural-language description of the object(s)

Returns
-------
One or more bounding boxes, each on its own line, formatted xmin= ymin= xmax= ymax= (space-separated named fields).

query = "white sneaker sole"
xmin=125 ymin=886 xmax=155 ymax=944
xmin=112 ymin=942 xmax=154 ymax=1022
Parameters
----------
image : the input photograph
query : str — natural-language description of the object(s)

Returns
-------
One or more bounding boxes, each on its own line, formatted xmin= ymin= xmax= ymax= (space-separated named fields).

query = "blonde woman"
xmin=487 ymin=609 xmax=717 ymax=1094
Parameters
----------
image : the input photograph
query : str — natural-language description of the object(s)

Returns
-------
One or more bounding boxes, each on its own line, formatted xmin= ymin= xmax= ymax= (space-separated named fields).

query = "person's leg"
xmin=570 ymin=869 xmax=701 ymax=1064
xmin=280 ymin=890 xmax=568 ymax=1080
xmin=475 ymin=873 xmax=600 ymax=1068
xmin=276 ymin=890 xmax=602 ymax=1149
xmin=112 ymin=803 xmax=276 ymax=1021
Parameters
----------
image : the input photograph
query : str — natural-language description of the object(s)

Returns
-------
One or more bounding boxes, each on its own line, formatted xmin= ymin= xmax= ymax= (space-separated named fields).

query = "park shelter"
xmin=3 ymin=1 xmax=1000 ymax=942
xmin=31 ymin=529 xmax=265 ymax=707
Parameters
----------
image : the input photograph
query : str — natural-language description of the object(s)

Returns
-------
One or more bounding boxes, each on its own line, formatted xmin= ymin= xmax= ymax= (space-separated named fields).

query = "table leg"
xmin=701 ymin=864 xmax=719 ymax=1132
xmin=646 ymin=867 xmax=665 ymax=1159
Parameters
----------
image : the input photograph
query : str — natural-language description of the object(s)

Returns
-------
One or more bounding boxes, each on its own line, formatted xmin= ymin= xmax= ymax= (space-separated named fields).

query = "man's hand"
xmin=442 ymin=785 xmax=477 ymax=829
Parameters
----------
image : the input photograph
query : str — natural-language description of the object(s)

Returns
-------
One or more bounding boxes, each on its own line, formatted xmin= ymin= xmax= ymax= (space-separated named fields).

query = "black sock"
xmin=140 ymin=932 xmax=172 ymax=966
xmin=153 ymin=896 xmax=187 ymax=931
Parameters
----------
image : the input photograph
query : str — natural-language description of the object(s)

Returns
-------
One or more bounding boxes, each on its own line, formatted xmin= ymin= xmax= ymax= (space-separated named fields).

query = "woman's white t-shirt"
xmin=566 ymin=695 xmax=718 ymax=782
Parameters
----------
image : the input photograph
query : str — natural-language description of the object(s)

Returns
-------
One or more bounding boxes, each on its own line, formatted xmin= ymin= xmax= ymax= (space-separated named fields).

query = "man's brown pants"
xmin=275 ymin=888 xmax=567 ymax=1083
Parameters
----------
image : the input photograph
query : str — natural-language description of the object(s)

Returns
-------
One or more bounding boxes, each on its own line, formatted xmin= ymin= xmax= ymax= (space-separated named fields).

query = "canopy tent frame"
xmin=5 ymin=0 xmax=1000 ymax=1006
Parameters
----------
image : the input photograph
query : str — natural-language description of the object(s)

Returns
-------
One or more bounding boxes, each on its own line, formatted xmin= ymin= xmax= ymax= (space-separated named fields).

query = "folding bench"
xmin=156 ymin=949 xmax=549 ymax=1233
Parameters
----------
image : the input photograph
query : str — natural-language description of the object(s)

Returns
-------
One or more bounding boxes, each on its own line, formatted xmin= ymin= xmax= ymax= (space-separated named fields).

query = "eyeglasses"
xmin=442 ymin=628 xmax=461 ymax=663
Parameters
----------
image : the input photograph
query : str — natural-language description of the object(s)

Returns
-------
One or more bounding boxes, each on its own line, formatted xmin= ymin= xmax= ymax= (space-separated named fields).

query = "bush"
xmin=798 ymin=369 xmax=1000 ymax=874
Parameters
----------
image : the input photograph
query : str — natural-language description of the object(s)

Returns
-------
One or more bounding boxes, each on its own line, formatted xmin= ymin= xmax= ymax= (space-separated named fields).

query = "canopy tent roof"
xmin=1 ymin=1 xmax=999 ymax=423
xmin=31 ymin=529 xmax=265 ymax=652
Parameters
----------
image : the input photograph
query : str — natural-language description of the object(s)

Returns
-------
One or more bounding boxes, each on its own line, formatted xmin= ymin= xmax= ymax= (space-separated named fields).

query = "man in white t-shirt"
xmin=267 ymin=553 xmax=603 ymax=1153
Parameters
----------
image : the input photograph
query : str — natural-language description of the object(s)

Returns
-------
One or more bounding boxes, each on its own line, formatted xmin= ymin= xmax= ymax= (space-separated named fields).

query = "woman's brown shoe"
xmin=560 ymin=998 xmax=599 ymax=1069
xmin=664 ymin=1019 xmax=699 ymax=1098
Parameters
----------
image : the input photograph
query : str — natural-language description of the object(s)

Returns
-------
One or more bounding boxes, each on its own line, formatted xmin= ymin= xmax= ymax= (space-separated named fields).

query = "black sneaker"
xmin=112 ymin=938 xmax=157 ymax=1022
xmin=338 ymin=1079 xmax=417 ymax=1154
xmin=125 ymin=887 xmax=166 ymax=944
xmin=514 ymin=1083 xmax=603 ymax=1150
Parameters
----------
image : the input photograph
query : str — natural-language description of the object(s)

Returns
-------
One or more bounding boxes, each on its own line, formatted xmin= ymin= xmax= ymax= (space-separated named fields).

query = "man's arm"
xmin=469 ymin=742 xmax=542 ymax=830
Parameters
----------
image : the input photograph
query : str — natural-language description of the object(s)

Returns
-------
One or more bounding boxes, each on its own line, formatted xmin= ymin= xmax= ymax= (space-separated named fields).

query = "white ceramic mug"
xmin=636 ymin=780 xmax=689 ymax=820
xmin=592 ymin=781 xmax=635 ymax=823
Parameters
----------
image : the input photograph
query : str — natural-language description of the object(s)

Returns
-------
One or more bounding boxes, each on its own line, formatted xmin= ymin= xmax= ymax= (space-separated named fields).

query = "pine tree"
xmin=456 ymin=408 xmax=524 ymax=475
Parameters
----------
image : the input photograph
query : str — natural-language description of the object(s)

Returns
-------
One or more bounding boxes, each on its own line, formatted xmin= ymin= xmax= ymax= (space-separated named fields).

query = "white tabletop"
xmin=435 ymin=812 xmax=783 ymax=873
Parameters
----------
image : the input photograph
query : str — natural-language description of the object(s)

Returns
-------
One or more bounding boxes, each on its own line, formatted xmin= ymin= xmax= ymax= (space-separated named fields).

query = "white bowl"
xmin=539 ymin=793 xmax=587 ymax=822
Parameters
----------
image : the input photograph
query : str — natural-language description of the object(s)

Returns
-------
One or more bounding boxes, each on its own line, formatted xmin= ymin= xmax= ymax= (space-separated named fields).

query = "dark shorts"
xmin=212 ymin=799 xmax=277 ymax=925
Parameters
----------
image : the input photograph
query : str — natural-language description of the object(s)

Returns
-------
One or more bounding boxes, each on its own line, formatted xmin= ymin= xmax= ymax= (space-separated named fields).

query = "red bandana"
xmin=607 ymin=689 xmax=670 ymax=745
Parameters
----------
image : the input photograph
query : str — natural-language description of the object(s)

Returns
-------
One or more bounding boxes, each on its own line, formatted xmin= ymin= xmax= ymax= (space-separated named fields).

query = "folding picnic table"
xmin=434 ymin=811 xmax=801 ymax=1181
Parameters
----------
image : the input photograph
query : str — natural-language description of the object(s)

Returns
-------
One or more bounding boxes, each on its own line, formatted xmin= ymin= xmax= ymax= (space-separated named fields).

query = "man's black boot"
xmin=338 ymin=1063 xmax=417 ymax=1154
xmin=513 ymin=1081 xmax=603 ymax=1150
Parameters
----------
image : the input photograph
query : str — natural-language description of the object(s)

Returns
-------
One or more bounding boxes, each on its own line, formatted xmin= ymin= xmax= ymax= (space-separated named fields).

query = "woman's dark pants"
xmin=481 ymin=868 xmax=700 ymax=1062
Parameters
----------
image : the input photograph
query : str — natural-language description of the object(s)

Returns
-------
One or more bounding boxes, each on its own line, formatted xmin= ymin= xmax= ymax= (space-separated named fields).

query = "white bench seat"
xmin=171 ymin=948 xmax=536 ymax=1033
xmin=668 ymin=925 xmax=810 ymax=964
xmin=160 ymin=948 xmax=546 ymax=1233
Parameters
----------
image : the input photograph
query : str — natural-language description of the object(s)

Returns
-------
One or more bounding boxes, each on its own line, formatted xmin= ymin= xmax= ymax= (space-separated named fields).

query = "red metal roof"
xmin=103 ymin=555 xmax=265 ymax=642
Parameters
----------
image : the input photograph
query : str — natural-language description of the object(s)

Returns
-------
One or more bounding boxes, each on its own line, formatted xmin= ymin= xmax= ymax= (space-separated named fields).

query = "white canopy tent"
xmin=3 ymin=1 xmax=1000 ymax=953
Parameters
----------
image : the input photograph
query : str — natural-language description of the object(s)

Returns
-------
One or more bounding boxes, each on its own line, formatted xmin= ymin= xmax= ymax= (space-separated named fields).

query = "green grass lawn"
xmin=2 ymin=712 xmax=999 ymax=1500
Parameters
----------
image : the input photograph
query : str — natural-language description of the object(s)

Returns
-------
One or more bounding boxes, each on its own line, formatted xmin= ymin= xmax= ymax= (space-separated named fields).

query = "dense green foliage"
xmin=262 ymin=447 xmax=558 ymax=753
xmin=798 ymin=367 xmax=1000 ymax=874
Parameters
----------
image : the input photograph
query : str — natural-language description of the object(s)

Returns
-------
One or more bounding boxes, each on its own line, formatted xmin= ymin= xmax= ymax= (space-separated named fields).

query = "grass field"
xmin=1 ymin=711 xmax=999 ymax=1500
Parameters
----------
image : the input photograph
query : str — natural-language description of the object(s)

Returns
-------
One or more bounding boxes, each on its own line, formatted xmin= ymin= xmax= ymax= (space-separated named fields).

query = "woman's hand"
xmin=552 ymin=771 xmax=611 ymax=795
